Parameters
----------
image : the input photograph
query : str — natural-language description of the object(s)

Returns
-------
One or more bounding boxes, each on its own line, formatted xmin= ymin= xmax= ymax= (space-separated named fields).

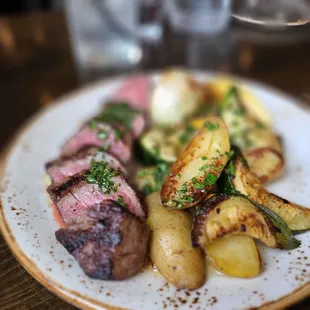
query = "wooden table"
xmin=0 ymin=11 xmax=309 ymax=310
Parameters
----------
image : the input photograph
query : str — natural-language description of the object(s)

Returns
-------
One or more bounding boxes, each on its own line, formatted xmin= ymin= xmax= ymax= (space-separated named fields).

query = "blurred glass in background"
xmin=167 ymin=0 xmax=231 ymax=35
xmin=65 ymin=0 xmax=163 ymax=81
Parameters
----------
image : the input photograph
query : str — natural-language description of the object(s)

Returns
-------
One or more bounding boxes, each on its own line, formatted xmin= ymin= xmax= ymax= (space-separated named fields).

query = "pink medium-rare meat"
xmin=99 ymin=102 xmax=146 ymax=138
xmin=55 ymin=201 xmax=149 ymax=280
xmin=46 ymin=146 xmax=126 ymax=184
xmin=47 ymin=172 xmax=145 ymax=223
xmin=131 ymin=113 xmax=145 ymax=138
xmin=113 ymin=75 xmax=150 ymax=112
xmin=60 ymin=123 xmax=132 ymax=163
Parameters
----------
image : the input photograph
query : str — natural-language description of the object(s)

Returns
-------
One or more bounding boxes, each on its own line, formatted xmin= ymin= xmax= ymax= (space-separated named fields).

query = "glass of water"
xmin=167 ymin=0 xmax=232 ymax=35
xmin=65 ymin=0 xmax=163 ymax=81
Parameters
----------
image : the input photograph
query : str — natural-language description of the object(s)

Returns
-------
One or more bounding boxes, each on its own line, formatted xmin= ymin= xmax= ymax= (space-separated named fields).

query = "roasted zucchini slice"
xmin=192 ymin=194 xmax=279 ymax=249
xmin=161 ymin=115 xmax=230 ymax=209
xmin=220 ymin=87 xmax=284 ymax=182
xmin=140 ymin=128 xmax=177 ymax=164
xmin=219 ymin=147 xmax=310 ymax=231
xmin=146 ymin=192 xmax=206 ymax=290
xmin=135 ymin=163 xmax=170 ymax=196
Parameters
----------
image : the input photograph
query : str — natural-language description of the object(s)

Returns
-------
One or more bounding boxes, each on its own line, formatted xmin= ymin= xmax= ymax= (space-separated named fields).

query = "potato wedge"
xmin=207 ymin=78 xmax=272 ymax=127
xmin=146 ymin=192 xmax=206 ymax=290
xmin=207 ymin=235 xmax=261 ymax=278
xmin=192 ymin=194 xmax=279 ymax=248
xmin=245 ymin=147 xmax=284 ymax=182
xmin=220 ymin=87 xmax=284 ymax=182
xmin=161 ymin=115 xmax=230 ymax=209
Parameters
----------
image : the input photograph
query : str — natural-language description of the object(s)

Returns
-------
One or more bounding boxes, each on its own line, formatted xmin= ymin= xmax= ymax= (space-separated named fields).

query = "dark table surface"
xmin=0 ymin=11 xmax=309 ymax=310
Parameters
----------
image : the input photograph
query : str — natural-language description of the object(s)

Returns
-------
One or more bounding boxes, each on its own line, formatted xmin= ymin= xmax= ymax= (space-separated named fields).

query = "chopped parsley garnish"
xmin=97 ymin=102 xmax=140 ymax=130
xmin=137 ymin=163 xmax=170 ymax=196
xmin=88 ymin=119 xmax=97 ymax=130
xmin=204 ymin=121 xmax=220 ymax=131
xmin=97 ymin=129 xmax=109 ymax=140
xmin=117 ymin=195 xmax=127 ymax=207
xmin=179 ymin=125 xmax=196 ymax=145
xmin=201 ymin=156 xmax=207 ymax=161
xmin=113 ymin=128 xmax=122 ymax=141
xmin=255 ymin=120 xmax=265 ymax=129
xmin=84 ymin=161 xmax=120 ymax=195
xmin=174 ymin=183 xmax=194 ymax=209
xmin=192 ymin=173 xmax=217 ymax=190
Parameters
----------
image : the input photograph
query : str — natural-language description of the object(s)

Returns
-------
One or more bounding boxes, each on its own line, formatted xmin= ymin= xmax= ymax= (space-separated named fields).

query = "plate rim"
xmin=0 ymin=71 xmax=309 ymax=310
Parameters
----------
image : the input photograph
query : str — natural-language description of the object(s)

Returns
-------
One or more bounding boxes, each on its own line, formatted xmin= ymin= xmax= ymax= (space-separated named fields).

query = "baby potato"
xmin=161 ymin=115 xmax=230 ymax=209
xmin=207 ymin=78 xmax=272 ymax=127
xmin=207 ymin=235 xmax=261 ymax=278
xmin=146 ymin=192 xmax=206 ymax=290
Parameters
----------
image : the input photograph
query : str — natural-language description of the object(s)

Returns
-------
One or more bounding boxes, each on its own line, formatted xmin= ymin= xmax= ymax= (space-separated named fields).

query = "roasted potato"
xmin=220 ymin=87 xmax=284 ymax=182
xmin=161 ymin=115 xmax=230 ymax=209
xmin=146 ymin=192 xmax=206 ymax=290
xmin=151 ymin=70 xmax=205 ymax=127
xmin=207 ymin=78 xmax=272 ymax=127
xmin=192 ymin=194 xmax=279 ymax=249
xmin=207 ymin=235 xmax=261 ymax=278
xmin=227 ymin=151 xmax=310 ymax=231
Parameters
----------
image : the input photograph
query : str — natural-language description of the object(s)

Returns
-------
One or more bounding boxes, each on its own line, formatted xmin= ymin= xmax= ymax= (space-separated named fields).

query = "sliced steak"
xmin=99 ymin=102 xmax=146 ymax=138
xmin=55 ymin=201 xmax=149 ymax=280
xmin=46 ymin=146 xmax=126 ymax=184
xmin=113 ymin=75 xmax=150 ymax=112
xmin=47 ymin=172 xmax=145 ymax=223
xmin=61 ymin=123 xmax=132 ymax=163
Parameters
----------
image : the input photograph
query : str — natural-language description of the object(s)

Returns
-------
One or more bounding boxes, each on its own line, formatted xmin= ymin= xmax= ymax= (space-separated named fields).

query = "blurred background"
xmin=0 ymin=0 xmax=310 ymax=309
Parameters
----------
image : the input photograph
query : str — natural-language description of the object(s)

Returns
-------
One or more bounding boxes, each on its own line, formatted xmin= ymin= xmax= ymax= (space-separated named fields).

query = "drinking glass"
xmin=167 ymin=0 xmax=232 ymax=35
xmin=65 ymin=0 xmax=163 ymax=81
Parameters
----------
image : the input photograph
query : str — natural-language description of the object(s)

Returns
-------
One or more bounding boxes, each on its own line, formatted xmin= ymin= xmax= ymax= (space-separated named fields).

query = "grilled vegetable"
xmin=135 ymin=163 xmax=170 ymax=195
xmin=139 ymin=125 xmax=197 ymax=164
xmin=192 ymin=194 xmax=279 ymax=249
xmin=207 ymin=235 xmax=261 ymax=278
xmin=151 ymin=70 xmax=205 ymax=127
xmin=140 ymin=128 xmax=177 ymax=164
xmin=208 ymin=78 xmax=272 ymax=127
xmin=146 ymin=192 xmax=206 ymax=290
xmin=219 ymin=148 xmax=310 ymax=231
xmin=161 ymin=115 xmax=230 ymax=209
xmin=220 ymin=87 xmax=284 ymax=182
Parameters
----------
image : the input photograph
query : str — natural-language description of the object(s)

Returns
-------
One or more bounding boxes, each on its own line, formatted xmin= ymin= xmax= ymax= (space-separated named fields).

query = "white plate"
xmin=1 ymin=71 xmax=309 ymax=310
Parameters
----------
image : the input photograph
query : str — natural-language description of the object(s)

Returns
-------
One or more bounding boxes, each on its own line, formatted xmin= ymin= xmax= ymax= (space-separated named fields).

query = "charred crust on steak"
xmin=47 ymin=172 xmax=86 ymax=201
xmin=55 ymin=200 xmax=149 ymax=280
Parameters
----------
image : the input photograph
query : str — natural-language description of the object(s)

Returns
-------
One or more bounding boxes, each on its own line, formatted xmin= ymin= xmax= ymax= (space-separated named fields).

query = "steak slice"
xmin=46 ymin=146 xmax=126 ymax=184
xmin=60 ymin=123 xmax=132 ymax=163
xmin=55 ymin=201 xmax=149 ymax=280
xmin=47 ymin=172 xmax=145 ymax=223
xmin=99 ymin=102 xmax=146 ymax=138
xmin=113 ymin=75 xmax=150 ymax=112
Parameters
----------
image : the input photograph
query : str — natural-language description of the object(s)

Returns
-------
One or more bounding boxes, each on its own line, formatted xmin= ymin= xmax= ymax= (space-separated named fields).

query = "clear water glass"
xmin=167 ymin=0 xmax=232 ymax=35
xmin=65 ymin=0 xmax=163 ymax=80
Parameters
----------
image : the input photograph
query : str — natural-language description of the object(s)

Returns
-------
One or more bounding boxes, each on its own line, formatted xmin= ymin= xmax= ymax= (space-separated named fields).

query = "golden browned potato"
xmin=207 ymin=78 xmax=272 ymax=127
xmin=207 ymin=235 xmax=261 ymax=278
xmin=245 ymin=147 xmax=284 ymax=182
xmin=161 ymin=115 xmax=230 ymax=209
xmin=220 ymin=87 xmax=284 ymax=182
xmin=146 ymin=192 xmax=206 ymax=290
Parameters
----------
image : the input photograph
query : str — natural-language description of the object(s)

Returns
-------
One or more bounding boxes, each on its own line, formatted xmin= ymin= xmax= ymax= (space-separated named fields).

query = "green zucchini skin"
xmin=218 ymin=148 xmax=301 ymax=250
